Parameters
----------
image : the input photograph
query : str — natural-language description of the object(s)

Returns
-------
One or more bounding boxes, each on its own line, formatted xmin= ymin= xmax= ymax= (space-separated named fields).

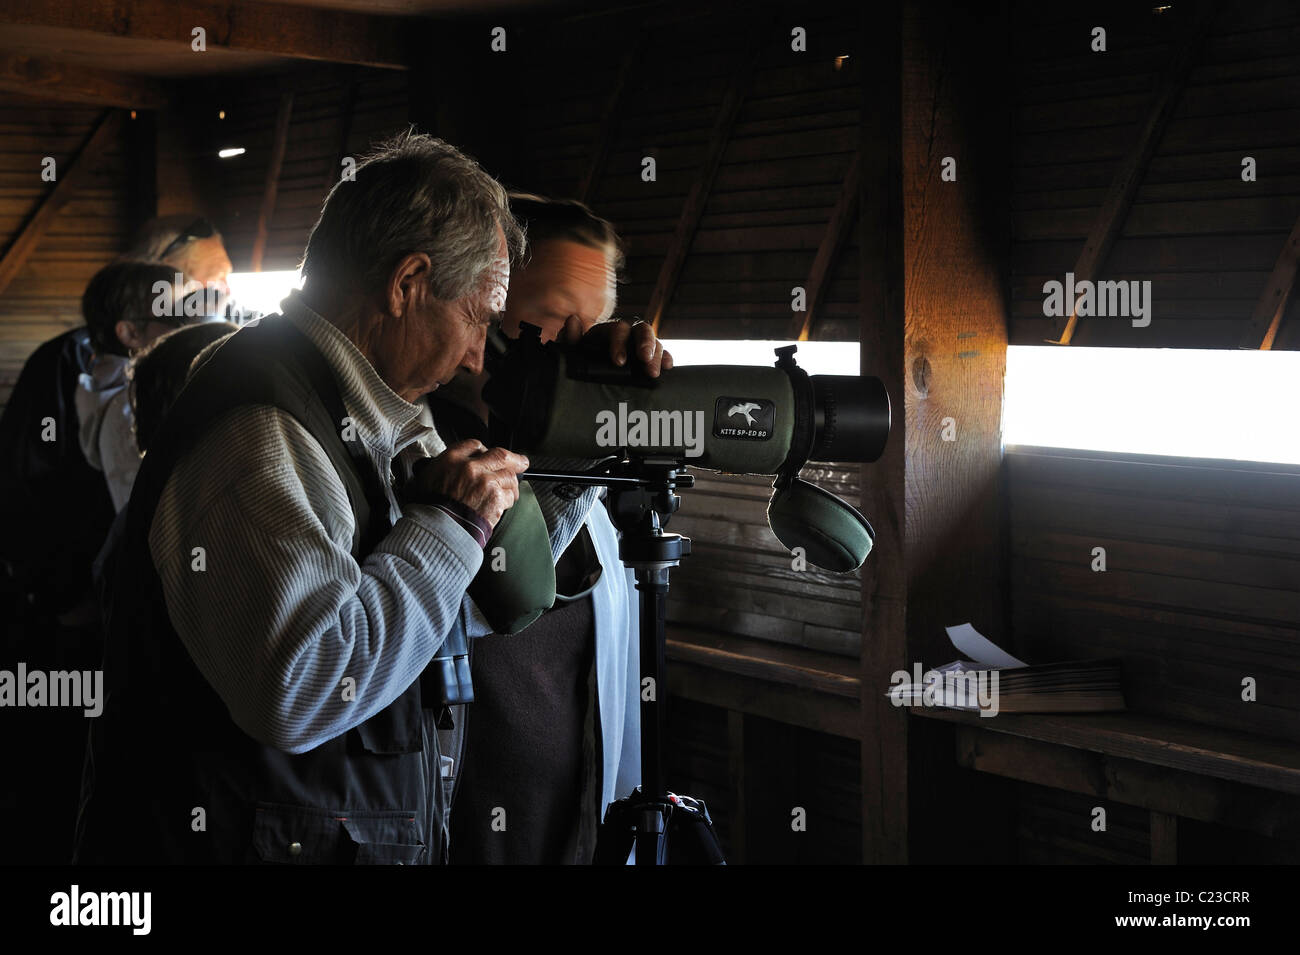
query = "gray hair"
xmin=300 ymin=130 xmax=524 ymax=304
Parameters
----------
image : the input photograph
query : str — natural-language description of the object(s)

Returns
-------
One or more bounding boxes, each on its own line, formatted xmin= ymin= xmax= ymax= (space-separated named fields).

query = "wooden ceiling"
xmin=0 ymin=0 xmax=583 ymax=107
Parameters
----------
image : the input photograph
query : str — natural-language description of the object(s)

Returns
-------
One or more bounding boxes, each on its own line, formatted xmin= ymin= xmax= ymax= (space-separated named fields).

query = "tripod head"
xmin=525 ymin=454 xmax=694 ymax=570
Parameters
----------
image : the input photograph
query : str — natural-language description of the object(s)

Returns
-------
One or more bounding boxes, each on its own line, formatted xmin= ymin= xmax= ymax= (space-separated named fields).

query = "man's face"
xmin=374 ymin=229 xmax=510 ymax=402
xmin=501 ymin=239 xmax=615 ymax=342
xmin=173 ymin=236 xmax=233 ymax=296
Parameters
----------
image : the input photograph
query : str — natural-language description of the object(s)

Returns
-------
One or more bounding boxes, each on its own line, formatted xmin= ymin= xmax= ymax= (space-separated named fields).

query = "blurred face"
xmin=172 ymin=236 xmax=233 ymax=297
xmin=502 ymin=239 xmax=615 ymax=342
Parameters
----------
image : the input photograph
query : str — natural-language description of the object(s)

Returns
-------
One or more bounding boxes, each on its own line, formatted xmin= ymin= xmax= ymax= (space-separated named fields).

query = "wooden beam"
xmin=644 ymin=29 xmax=764 ymax=334
xmin=1238 ymin=212 xmax=1300 ymax=349
xmin=0 ymin=54 xmax=169 ymax=109
xmin=577 ymin=38 xmax=642 ymax=204
xmin=857 ymin=0 xmax=1012 ymax=865
xmin=0 ymin=0 xmax=408 ymax=70
xmin=249 ymin=92 xmax=293 ymax=273
xmin=858 ymin=0 xmax=908 ymax=866
xmin=948 ymin=719 xmax=1300 ymax=840
xmin=790 ymin=152 xmax=860 ymax=341
xmin=1050 ymin=1 xmax=1217 ymax=344
xmin=0 ymin=110 xmax=123 ymax=298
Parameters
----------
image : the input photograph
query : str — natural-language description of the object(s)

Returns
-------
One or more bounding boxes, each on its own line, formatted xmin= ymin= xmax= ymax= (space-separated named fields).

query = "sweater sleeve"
xmin=148 ymin=405 xmax=482 ymax=754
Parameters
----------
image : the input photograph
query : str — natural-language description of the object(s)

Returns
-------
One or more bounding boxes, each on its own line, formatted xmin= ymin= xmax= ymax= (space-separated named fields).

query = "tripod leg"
xmin=636 ymin=566 xmax=669 ymax=801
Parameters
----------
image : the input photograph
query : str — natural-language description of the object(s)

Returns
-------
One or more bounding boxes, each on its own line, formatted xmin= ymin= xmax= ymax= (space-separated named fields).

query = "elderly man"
xmin=74 ymin=133 xmax=668 ymax=865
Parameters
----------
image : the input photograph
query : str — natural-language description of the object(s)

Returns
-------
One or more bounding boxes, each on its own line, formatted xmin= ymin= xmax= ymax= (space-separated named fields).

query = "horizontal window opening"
xmin=226 ymin=270 xmax=302 ymax=317
xmin=660 ymin=340 xmax=859 ymax=376
xmin=1003 ymin=346 xmax=1300 ymax=466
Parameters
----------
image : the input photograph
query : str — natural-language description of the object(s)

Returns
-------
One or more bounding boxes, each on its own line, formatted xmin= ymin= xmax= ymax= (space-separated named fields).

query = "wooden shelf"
xmin=665 ymin=627 xmax=859 ymax=697
xmin=664 ymin=626 xmax=861 ymax=739
xmin=911 ymin=707 xmax=1300 ymax=796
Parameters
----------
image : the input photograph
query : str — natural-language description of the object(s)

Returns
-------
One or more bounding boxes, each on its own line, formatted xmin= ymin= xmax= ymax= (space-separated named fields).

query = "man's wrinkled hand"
xmin=409 ymin=439 xmax=529 ymax=529
xmin=560 ymin=315 xmax=674 ymax=378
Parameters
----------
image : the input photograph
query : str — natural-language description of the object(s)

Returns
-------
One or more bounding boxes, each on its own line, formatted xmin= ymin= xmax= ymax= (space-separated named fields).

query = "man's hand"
xmin=409 ymin=439 xmax=529 ymax=529
xmin=560 ymin=315 xmax=674 ymax=378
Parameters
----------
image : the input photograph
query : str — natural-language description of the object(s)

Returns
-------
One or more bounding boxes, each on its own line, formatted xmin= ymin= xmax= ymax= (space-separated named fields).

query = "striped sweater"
xmin=147 ymin=291 xmax=595 ymax=754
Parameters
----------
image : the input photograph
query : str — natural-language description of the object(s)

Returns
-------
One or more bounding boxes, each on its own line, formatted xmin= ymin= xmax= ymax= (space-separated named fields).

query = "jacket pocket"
xmin=252 ymin=802 xmax=425 ymax=865
xmin=353 ymin=685 xmax=423 ymax=754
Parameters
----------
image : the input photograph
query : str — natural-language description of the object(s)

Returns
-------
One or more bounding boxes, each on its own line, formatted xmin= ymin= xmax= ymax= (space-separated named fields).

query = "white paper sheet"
xmin=944 ymin=623 xmax=1028 ymax=670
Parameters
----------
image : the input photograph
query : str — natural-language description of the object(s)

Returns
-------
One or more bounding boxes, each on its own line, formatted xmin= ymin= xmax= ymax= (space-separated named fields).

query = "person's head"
xmin=502 ymin=193 xmax=623 ymax=342
xmin=82 ymin=261 xmax=189 ymax=357
xmin=299 ymin=130 xmax=524 ymax=402
xmin=126 ymin=215 xmax=233 ymax=296
xmin=127 ymin=321 xmax=239 ymax=454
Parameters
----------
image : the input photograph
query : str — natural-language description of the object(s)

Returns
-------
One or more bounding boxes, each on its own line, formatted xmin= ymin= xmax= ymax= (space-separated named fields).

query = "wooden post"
xmin=0 ymin=110 xmax=123 ymax=298
xmin=249 ymin=91 xmax=294 ymax=273
xmin=858 ymin=0 xmax=909 ymax=866
xmin=859 ymin=0 xmax=1011 ymax=864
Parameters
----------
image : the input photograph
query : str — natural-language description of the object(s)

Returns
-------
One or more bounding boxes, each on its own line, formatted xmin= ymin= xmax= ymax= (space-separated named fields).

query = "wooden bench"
xmin=664 ymin=626 xmax=1300 ymax=863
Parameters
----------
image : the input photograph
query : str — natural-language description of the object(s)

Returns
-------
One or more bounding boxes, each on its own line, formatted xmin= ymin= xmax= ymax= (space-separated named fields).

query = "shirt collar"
xmin=279 ymin=290 xmax=431 ymax=455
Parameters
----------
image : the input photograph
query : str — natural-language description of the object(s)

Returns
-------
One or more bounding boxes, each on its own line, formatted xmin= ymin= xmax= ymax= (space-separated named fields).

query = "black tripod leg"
xmin=634 ymin=566 xmax=670 ymax=866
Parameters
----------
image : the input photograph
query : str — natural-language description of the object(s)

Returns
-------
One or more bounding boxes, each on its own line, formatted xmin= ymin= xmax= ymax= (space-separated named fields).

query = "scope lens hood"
xmin=766 ymin=476 xmax=875 ymax=573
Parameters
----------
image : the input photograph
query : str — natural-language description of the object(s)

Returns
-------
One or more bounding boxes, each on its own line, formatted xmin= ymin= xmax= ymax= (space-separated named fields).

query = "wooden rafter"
xmin=1050 ymin=1 xmax=1218 ymax=345
xmin=0 ymin=0 xmax=408 ymax=70
xmin=327 ymin=80 xmax=359 ymax=192
xmin=249 ymin=92 xmax=294 ymax=273
xmin=790 ymin=151 xmax=860 ymax=341
xmin=644 ymin=32 xmax=764 ymax=334
xmin=577 ymin=38 xmax=643 ymax=204
xmin=0 ymin=110 xmax=124 ymax=298
xmin=1238 ymin=213 xmax=1300 ymax=350
xmin=0 ymin=53 xmax=169 ymax=109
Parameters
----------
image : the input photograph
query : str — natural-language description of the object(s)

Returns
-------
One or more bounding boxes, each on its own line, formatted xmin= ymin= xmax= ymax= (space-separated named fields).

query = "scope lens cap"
xmin=766 ymin=478 xmax=875 ymax=573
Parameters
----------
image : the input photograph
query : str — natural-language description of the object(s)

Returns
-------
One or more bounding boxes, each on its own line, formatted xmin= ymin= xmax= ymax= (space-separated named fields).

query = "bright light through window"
xmin=660 ymin=340 xmax=859 ymax=376
xmin=1003 ymin=345 xmax=1300 ymax=465
xmin=226 ymin=270 xmax=302 ymax=317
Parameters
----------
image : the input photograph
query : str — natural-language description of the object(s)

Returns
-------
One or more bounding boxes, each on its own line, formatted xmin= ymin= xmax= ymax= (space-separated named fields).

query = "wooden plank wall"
xmin=504 ymin=4 xmax=862 ymax=341
xmin=1010 ymin=448 xmax=1300 ymax=743
xmin=206 ymin=70 xmax=410 ymax=271
xmin=0 ymin=103 xmax=134 ymax=409
xmin=1010 ymin=0 xmax=1300 ymax=349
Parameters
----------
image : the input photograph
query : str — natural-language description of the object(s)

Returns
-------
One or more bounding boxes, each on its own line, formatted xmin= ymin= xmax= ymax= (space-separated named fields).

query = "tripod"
xmin=526 ymin=456 xmax=726 ymax=865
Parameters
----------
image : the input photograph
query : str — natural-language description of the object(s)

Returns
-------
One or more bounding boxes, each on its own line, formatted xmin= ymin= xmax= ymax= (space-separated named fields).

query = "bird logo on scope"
xmin=727 ymin=402 xmax=762 ymax=426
